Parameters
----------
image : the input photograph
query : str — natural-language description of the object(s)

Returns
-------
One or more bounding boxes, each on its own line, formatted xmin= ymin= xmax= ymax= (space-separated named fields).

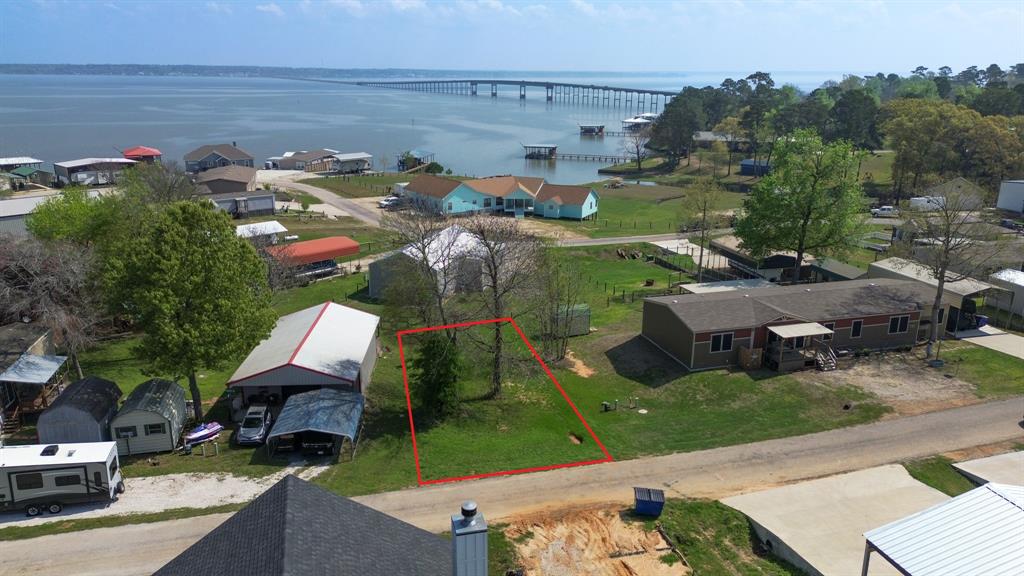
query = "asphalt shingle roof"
xmin=184 ymin=143 xmax=254 ymax=162
xmin=155 ymin=475 xmax=453 ymax=576
xmin=646 ymin=278 xmax=944 ymax=332
xmin=404 ymin=173 xmax=463 ymax=199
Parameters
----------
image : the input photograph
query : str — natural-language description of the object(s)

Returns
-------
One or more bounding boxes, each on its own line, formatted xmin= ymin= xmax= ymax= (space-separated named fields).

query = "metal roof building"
xmin=37 ymin=376 xmax=123 ymax=444
xmin=236 ymin=220 xmax=288 ymax=239
xmin=227 ymin=302 xmax=380 ymax=399
xmin=863 ymin=483 xmax=1024 ymax=575
xmin=267 ymin=388 xmax=364 ymax=459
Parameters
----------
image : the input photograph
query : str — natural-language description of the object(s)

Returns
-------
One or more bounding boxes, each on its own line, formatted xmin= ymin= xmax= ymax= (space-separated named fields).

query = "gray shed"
xmin=37 ymin=376 xmax=123 ymax=444
xmin=110 ymin=379 xmax=187 ymax=456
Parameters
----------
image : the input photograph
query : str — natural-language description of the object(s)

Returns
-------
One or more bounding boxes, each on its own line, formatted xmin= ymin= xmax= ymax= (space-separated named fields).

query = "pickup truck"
xmin=870 ymin=205 xmax=899 ymax=218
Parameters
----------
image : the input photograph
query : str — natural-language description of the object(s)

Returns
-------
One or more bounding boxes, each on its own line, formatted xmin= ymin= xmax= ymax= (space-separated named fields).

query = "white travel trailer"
xmin=0 ymin=442 xmax=123 ymax=516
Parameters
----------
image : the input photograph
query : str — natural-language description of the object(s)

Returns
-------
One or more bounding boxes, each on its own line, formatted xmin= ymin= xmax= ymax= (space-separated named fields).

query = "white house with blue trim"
xmin=402 ymin=174 xmax=598 ymax=220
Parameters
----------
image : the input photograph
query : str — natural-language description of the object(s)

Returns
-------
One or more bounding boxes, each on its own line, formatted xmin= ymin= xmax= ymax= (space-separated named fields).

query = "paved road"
xmin=6 ymin=398 xmax=1021 ymax=575
xmin=263 ymin=172 xmax=382 ymax=226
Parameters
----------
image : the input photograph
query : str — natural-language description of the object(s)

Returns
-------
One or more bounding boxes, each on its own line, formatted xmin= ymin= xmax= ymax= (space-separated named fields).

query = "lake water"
xmin=0 ymin=72 xmax=844 ymax=184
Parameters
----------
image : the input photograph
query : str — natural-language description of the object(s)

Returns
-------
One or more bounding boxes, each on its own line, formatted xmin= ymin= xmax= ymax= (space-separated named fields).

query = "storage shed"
xmin=110 ymin=379 xmax=187 ymax=456
xmin=554 ymin=304 xmax=591 ymax=337
xmin=37 ymin=376 xmax=122 ymax=444
xmin=987 ymin=268 xmax=1024 ymax=316
xmin=266 ymin=388 xmax=364 ymax=460
xmin=227 ymin=302 xmax=379 ymax=404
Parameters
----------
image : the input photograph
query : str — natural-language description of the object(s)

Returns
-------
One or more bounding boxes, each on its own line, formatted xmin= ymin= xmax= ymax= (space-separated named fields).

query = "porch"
xmin=764 ymin=323 xmax=836 ymax=372
xmin=1 ymin=353 xmax=69 ymax=433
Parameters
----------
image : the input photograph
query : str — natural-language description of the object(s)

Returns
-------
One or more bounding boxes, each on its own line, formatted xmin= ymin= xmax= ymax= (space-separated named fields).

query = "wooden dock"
xmin=548 ymin=152 xmax=627 ymax=163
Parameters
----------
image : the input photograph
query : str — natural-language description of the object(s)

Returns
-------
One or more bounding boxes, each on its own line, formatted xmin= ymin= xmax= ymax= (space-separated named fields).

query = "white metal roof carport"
xmin=864 ymin=483 xmax=1024 ymax=576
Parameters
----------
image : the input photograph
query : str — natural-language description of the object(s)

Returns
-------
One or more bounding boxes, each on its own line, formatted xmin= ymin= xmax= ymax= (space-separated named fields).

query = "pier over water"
xmin=297 ymin=78 xmax=678 ymax=113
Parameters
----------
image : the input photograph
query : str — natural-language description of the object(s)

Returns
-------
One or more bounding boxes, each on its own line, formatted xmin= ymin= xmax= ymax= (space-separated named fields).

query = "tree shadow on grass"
xmin=605 ymin=335 xmax=687 ymax=388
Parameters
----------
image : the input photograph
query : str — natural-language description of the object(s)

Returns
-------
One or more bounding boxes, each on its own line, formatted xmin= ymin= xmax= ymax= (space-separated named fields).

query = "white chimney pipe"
xmin=452 ymin=501 xmax=488 ymax=576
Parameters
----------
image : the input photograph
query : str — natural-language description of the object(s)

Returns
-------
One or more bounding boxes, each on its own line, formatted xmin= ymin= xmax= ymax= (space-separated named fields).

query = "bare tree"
xmin=893 ymin=182 xmax=1007 ymax=357
xmin=380 ymin=210 xmax=466 ymax=335
xmin=0 ymin=235 xmax=103 ymax=378
xmin=462 ymin=215 xmax=543 ymax=397
xmin=680 ymin=178 xmax=725 ymax=283
xmin=120 ymin=161 xmax=197 ymax=206
xmin=247 ymin=234 xmax=302 ymax=294
xmin=621 ymin=127 xmax=652 ymax=172
xmin=534 ymin=253 xmax=583 ymax=362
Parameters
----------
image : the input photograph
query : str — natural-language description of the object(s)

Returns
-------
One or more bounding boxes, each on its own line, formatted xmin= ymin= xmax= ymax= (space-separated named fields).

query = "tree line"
xmin=650 ymin=65 xmax=1024 ymax=197
xmin=0 ymin=163 xmax=276 ymax=420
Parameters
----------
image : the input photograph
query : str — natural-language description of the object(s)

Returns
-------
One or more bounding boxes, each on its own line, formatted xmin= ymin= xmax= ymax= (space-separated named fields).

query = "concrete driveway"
xmin=957 ymin=325 xmax=1024 ymax=360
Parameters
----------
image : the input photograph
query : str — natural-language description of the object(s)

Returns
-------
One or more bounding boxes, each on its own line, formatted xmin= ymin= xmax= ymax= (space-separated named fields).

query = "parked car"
xmin=871 ymin=205 xmax=899 ymax=218
xmin=377 ymin=195 xmax=401 ymax=209
xmin=236 ymin=405 xmax=272 ymax=446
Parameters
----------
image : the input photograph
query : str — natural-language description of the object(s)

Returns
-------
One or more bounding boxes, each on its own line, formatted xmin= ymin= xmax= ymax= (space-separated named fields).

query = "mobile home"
xmin=0 ymin=442 xmax=123 ymax=516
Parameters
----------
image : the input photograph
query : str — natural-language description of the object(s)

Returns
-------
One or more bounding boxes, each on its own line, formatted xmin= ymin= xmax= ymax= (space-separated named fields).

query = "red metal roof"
xmin=122 ymin=145 xmax=162 ymax=158
xmin=266 ymin=236 xmax=360 ymax=266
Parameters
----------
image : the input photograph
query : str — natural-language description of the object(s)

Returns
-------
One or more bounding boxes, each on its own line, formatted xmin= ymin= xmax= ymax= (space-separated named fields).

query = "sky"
xmin=1 ymin=0 xmax=1021 ymax=74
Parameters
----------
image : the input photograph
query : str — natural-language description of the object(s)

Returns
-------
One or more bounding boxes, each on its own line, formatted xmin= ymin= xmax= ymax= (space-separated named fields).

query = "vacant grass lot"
xmin=546 ymin=183 xmax=746 ymax=239
xmin=655 ymin=499 xmax=802 ymax=575
xmin=903 ymin=456 xmax=976 ymax=497
xmin=237 ymin=213 xmax=394 ymax=257
xmin=402 ymin=323 xmax=608 ymax=482
xmin=939 ymin=342 xmax=1024 ymax=398
xmin=301 ymin=173 xmax=414 ymax=198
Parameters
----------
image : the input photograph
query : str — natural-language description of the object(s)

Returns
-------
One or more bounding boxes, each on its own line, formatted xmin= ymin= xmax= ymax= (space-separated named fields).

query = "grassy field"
xmin=546 ymin=182 xmax=746 ymax=239
xmin=403 ymin=323 xmax=608 ymax=482
xmin=273 ymin=187 xmax=320 ymax=206
xmin=301 ymin=173 xmax=414 ymax=198
xmin=938 ymin=342 xmax=1024 ymax=397
xmin=655 ymin=499 xmax=802 ymax=574
xmin=903 ymin=456 xmax=976 ymax=496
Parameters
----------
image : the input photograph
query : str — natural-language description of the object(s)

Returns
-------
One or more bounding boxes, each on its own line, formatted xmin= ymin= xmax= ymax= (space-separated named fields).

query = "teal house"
xmin=402 ymin=174 xmax=598 ymax=220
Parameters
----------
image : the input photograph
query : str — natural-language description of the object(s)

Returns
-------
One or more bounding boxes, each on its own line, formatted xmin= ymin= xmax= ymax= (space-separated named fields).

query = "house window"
xmin=472 ymin=199 xmax=477 ymax=205
xmin=145 ymin=423 xmax=166 ymax=436
xmin=710 ymin=332 xmax=734 ymax=353
xmin=115 ymin=426 xmax=138 ymax=439
xmin=851 ymin=319 xmax=863 ymax=338
xmin=447 ymin=202 xmax=453 ymax=211
xmin=822 ymin=323 xmax=834 ymax=341
xmin=15 ymin=473 xmax=43 ymax=490
xmin=888 ymin=315 xmax=910 ymax=334
xmin=55 ymin=475 xmax=80 ymax=487
xmin=484 ymin=198 xmax=492 ymax=208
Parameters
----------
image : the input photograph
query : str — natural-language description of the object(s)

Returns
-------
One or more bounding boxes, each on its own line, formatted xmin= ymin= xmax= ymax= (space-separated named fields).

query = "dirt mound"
xmin=506 ymin=506 xmax=688 ymax=576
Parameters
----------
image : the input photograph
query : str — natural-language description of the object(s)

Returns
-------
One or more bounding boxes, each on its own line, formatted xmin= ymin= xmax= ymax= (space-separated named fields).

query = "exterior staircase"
xmin=1 ymin=407 xmax=21 ymax=435
xmin=816 ymin=347 xmax=838 ymax=372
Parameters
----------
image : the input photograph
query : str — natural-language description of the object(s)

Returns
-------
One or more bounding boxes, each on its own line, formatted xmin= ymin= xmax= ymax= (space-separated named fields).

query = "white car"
xmin=871 ymin=205 xmax=899 ymax=218
xmin=377 ymin=196 xmax=400 ymax=209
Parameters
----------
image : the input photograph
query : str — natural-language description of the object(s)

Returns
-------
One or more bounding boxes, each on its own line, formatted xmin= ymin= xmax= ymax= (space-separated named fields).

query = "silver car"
xmin=236 ymin=405 xmax=272 ymax=446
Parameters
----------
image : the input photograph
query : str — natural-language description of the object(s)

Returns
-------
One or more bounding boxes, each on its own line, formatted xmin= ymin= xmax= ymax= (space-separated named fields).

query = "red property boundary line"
xmin=397 ymin=317 xmax=613 ymax=486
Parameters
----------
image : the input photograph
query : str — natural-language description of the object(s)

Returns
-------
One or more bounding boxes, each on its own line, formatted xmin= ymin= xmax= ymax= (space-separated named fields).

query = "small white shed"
xmin=110 ymin=379 xmax=188 ymax=456
xmin=988 ymin=268 xmax=1024 ymax=316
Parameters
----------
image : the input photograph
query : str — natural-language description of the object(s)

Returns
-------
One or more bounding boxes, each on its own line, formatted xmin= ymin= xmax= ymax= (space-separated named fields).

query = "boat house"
xmin=37 ymin=376 xmax=122 ymax=444
xmin=110 ymin=379 xmax=187 ymax=456
xmin=53 ymin=158 xmax=136 ymax=186
xmin=523 ymin=144 xmax=557 ymax=159
xmin=227 ymin=302 xmax=380 ymax=405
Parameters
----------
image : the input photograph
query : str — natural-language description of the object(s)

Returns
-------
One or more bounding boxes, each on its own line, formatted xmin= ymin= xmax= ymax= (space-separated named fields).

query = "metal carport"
xmin=266 ymin=388 xmax=364 ymax=461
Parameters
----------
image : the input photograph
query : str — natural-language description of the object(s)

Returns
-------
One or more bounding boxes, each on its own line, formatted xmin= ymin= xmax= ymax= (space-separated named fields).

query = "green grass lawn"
xmin=599 ymin=156 xmax=667 ymax=174
xmin=546 ymin=183 xmax=746 ymax=239
xmin=273 ymin=187 xmax=320 ymax=206
xmin=655 ymin=499 xmax=803 ymax=574
xmin=903 ymin=456 xmax=977 ymax=496
xmin=937 ymin=342 xmax=1024 ymax=397
xmin=402 ymin=323 xmax=608 ymax=482
xmin=301 ymin=173 xmax=413 ymax=198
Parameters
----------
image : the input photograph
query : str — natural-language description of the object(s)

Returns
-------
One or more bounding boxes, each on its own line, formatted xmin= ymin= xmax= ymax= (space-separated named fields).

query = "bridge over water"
xmin=291 ymin=77 xmax=679 ymax=113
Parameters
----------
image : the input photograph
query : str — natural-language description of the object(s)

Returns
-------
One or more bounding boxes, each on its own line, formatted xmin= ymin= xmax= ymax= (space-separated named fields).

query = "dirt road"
xmin=4 ymin=398 xmax=1021 ymax=575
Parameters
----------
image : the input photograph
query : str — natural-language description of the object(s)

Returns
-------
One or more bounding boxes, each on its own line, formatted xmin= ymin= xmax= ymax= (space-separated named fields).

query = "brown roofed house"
xmin=184 ymin=143 xmax=255 ymax=173
xmin=641 ymin=278 xmax=956 ymax=372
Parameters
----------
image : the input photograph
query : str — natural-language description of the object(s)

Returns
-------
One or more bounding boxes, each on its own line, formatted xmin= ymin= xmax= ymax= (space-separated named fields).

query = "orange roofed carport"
xmin=266 ymin=236 xmax=360 ymax=266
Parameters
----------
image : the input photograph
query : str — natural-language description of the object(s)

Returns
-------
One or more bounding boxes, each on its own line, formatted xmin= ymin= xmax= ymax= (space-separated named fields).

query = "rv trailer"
xmin=0 ymin=442 xmax=124 ymax=516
